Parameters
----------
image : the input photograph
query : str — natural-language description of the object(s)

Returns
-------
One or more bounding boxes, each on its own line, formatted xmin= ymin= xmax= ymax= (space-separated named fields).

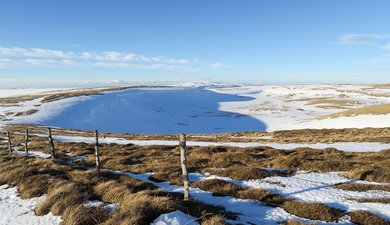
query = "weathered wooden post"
xmin=25 ymin=129 xmax=29 ymax=154
xmin=47 ymin=128 xmax=56 ymax=159
xmin=179 ymin=133 xmax=190 ymax=200
xmin=6 ymin=131 xmax=12 ymax=152
xmin=94 ymin=130 xmax=101 ymax=172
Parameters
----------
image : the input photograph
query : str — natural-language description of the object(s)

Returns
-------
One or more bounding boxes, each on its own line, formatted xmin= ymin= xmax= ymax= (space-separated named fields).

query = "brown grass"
xmin=349 ymin=198 xmax=390 ymax=204
xmin=201 ymin=215 xmax=226 ymax=225
xmin=3 ymin=125 xmax=390 ymax=224
xmin=14 ymin=109 xmax=39 ymax=117
xmin=103 ymin=191 xmax=175 ymax=225
xmin=0 ymin=152 xmax=236 ymax=225
xmin=336 ymin=183 xmax=390 ymax=192
xmin=62 ymin=204 xmax=110 ymax=225
xmin=238 ymin=188 xmax=289 ymax=206
xmin=35 ymin=180 xmax=87 ymax=215
xmin=280 ymin=220 xmax=310 ymax=225
xmin=281 ymin=201 xmax=344 ymax=222
xmin=194 ymin=179 xmax=245 ymax=196
xmin=348 ymin=210 xmax=390 ymax=225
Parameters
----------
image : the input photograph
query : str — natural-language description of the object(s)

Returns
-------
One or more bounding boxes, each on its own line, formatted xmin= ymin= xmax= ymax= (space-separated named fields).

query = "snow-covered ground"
xmin=52 ymin=135 xmax=390 ymax=152
xmin=2 ymin=84 xmax=390 ymax=133
xmin=191 ymin=172 xmax=390 ymax=222
xmin=0 ymin=185 xmax=62 ymax=225
xmin=2 ymin=143 xmax=390 ymax=224
xmin=0 ymin=88 xmax=64 ymax=98
xmin=151 ymin=210 xmax=198 ymax=225
xmin=211 ymin=84 xmax=390 ymax=131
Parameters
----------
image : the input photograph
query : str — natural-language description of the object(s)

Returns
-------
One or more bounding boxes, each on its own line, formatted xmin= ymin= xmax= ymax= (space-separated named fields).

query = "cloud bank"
xmin=0 ymin=46 xmax=224 ymax=71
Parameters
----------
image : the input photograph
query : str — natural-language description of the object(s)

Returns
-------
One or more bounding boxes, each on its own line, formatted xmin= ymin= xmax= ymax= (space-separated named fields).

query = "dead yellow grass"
xmin=335 ymin=183 xmax=390 ymax=192
xmin=0 ymin=151 xmax=238 ymax=225
xmin=35 ymin=180 xmax=87 ymax=215
xmin=201 ymin=215 xmax=226 ymax=225
xmin=103 ymin=191 xmax=175 ymax=225
xmin=281 ymin=201 xmax=344 ymax=222
xmin=322 ymin=104 xmax=390 ymax=119
xmin=194 ymin=179 xmax=245 ymax=196
xmin=238 ymin=188 xmax=289 ymax=206
xmin=62 ymin=204 xmax=110 ymax=225
xmin=286 ymin=97 xmax=360 ymax=109
xmin=280 ymin=220 xmax=311 ymax=225
xmin=349 ymin=198 xmax=390 ymax=204
xmin=348 ymin=210 xmax=390 ymax=225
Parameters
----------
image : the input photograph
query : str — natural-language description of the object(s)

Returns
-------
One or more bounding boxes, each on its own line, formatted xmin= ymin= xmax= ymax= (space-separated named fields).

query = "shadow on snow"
xmin=42 ymin=88 xmax=267 ymax=134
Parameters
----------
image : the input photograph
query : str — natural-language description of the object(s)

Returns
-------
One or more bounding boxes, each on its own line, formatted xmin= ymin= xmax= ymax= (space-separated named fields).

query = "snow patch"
xmin=151 ymin=210 xmax=199 ymax=225
xmin=0 ymin=185 xmax=62 ymax=225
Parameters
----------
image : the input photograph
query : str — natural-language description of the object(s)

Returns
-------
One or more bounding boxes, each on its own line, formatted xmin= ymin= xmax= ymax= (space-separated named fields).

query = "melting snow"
xmin=0 ymin=185 xmax=62 ymax=225
xmin=151 ymin=210 xmax=199 ymax=225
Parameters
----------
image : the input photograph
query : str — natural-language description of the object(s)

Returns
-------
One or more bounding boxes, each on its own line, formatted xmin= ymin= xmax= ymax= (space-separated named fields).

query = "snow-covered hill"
xmin=1 ymin=84 xmax=390 ymax=133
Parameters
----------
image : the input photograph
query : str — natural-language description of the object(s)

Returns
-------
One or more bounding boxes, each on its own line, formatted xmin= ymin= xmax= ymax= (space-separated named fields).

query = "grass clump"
xmin=62 ymin=204 xmax=110 ymax=225
xmin=348 ymin=210 xmax=390 ymax=225
xmin=281 ymin=201 xmax=344 ymax=222
xmin=35 ymin=180 xmax=87 ymax=216
xmin=336 ymin=183 xmax=390 ymax=192
xmin=103 ymin=191 xmax=175 ymax=225
xmin=194 ymin=179 xmax=245 ymax=196
xmin=18 ymin=174 xmax=52 ymax=199
xmin=280 ymin=220 xmax=310 ymax=225
xmin=201 ymin=215 xmax=226 ymax=225
xmin=238 ymin=188 xmax=289 ymax=206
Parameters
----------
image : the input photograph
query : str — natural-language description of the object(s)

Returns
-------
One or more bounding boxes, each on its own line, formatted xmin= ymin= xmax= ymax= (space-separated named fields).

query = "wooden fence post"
xmin=179 ymin=133 xmax=190 ymax=200
xmin=6 ymin=131 xmax=12 ymax=152
xmin=25 ymin=129 xmax=29 ymax=154
xmin=94 ymin=130 xmax=101 ymax=172
xmin=47 ymin=128 xmax=56 ymax=159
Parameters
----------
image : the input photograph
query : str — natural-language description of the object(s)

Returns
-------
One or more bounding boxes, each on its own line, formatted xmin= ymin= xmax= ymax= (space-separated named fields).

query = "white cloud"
xmin=381 ymin=43 xmax=390 ymax=50
xmin=337 ymin=34 xmax=382 ymax=46
xmin=209 ymin=62 xmax=227 ymax=69
xmin=0 ymin=45 xmax=219 ymax=71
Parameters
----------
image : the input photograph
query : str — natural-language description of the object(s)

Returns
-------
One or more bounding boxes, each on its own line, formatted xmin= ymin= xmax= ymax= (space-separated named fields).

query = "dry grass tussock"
xmin=194 ymin=179 xmax=245 ymax=196
xmin=335 ymin=183 xmax=390 ymax=192
xmin=201 ymin=215 xmax=226 ymax=225
xmin=62 ymin=204 xmax=110 ymax=225
xmin=348 ymin=210 xmax=390 ymax=225
xmin=103 ymin=191 xmax=174 ymax=225
xmin=280 ymin=220 xmax=312 ymax=225
xmin=349 ymin=198 xmax=390 ymax=204
xmin=0 ymin=152 xmax=235 ymax=225
xmin=281 ymin=201 xmax=344 ymax=222
xmin=35 ymin=180 xmax=87 ymax=215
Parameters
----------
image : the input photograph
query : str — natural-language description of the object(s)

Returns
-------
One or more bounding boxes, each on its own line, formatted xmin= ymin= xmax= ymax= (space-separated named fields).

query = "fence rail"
xmin=2 ymin=127 xmax=190 ymax=200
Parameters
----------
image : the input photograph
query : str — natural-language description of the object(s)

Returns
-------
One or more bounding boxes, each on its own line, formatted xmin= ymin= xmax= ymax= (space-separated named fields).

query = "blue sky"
xmin=0 ymin=0 xmax=390 ymax=85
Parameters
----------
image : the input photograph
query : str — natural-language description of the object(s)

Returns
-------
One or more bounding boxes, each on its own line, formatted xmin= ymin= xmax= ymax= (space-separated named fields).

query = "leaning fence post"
xmin=47 ymin=128 xmax=56 ymax=159
xmin=25 ymin=129 xmax=29 ymax=154
xmin=179 ymin=133 xmax=190 ymax=200
xmin=94 ymin=130 xmax=101 ymax=172
xmin=6 ymin=131 xmax=12 ymax=152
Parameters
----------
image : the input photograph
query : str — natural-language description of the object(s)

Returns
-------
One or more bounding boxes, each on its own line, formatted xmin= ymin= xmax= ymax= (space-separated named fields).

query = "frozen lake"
xmin=42 ymin=88 xmax=266 ymax=134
